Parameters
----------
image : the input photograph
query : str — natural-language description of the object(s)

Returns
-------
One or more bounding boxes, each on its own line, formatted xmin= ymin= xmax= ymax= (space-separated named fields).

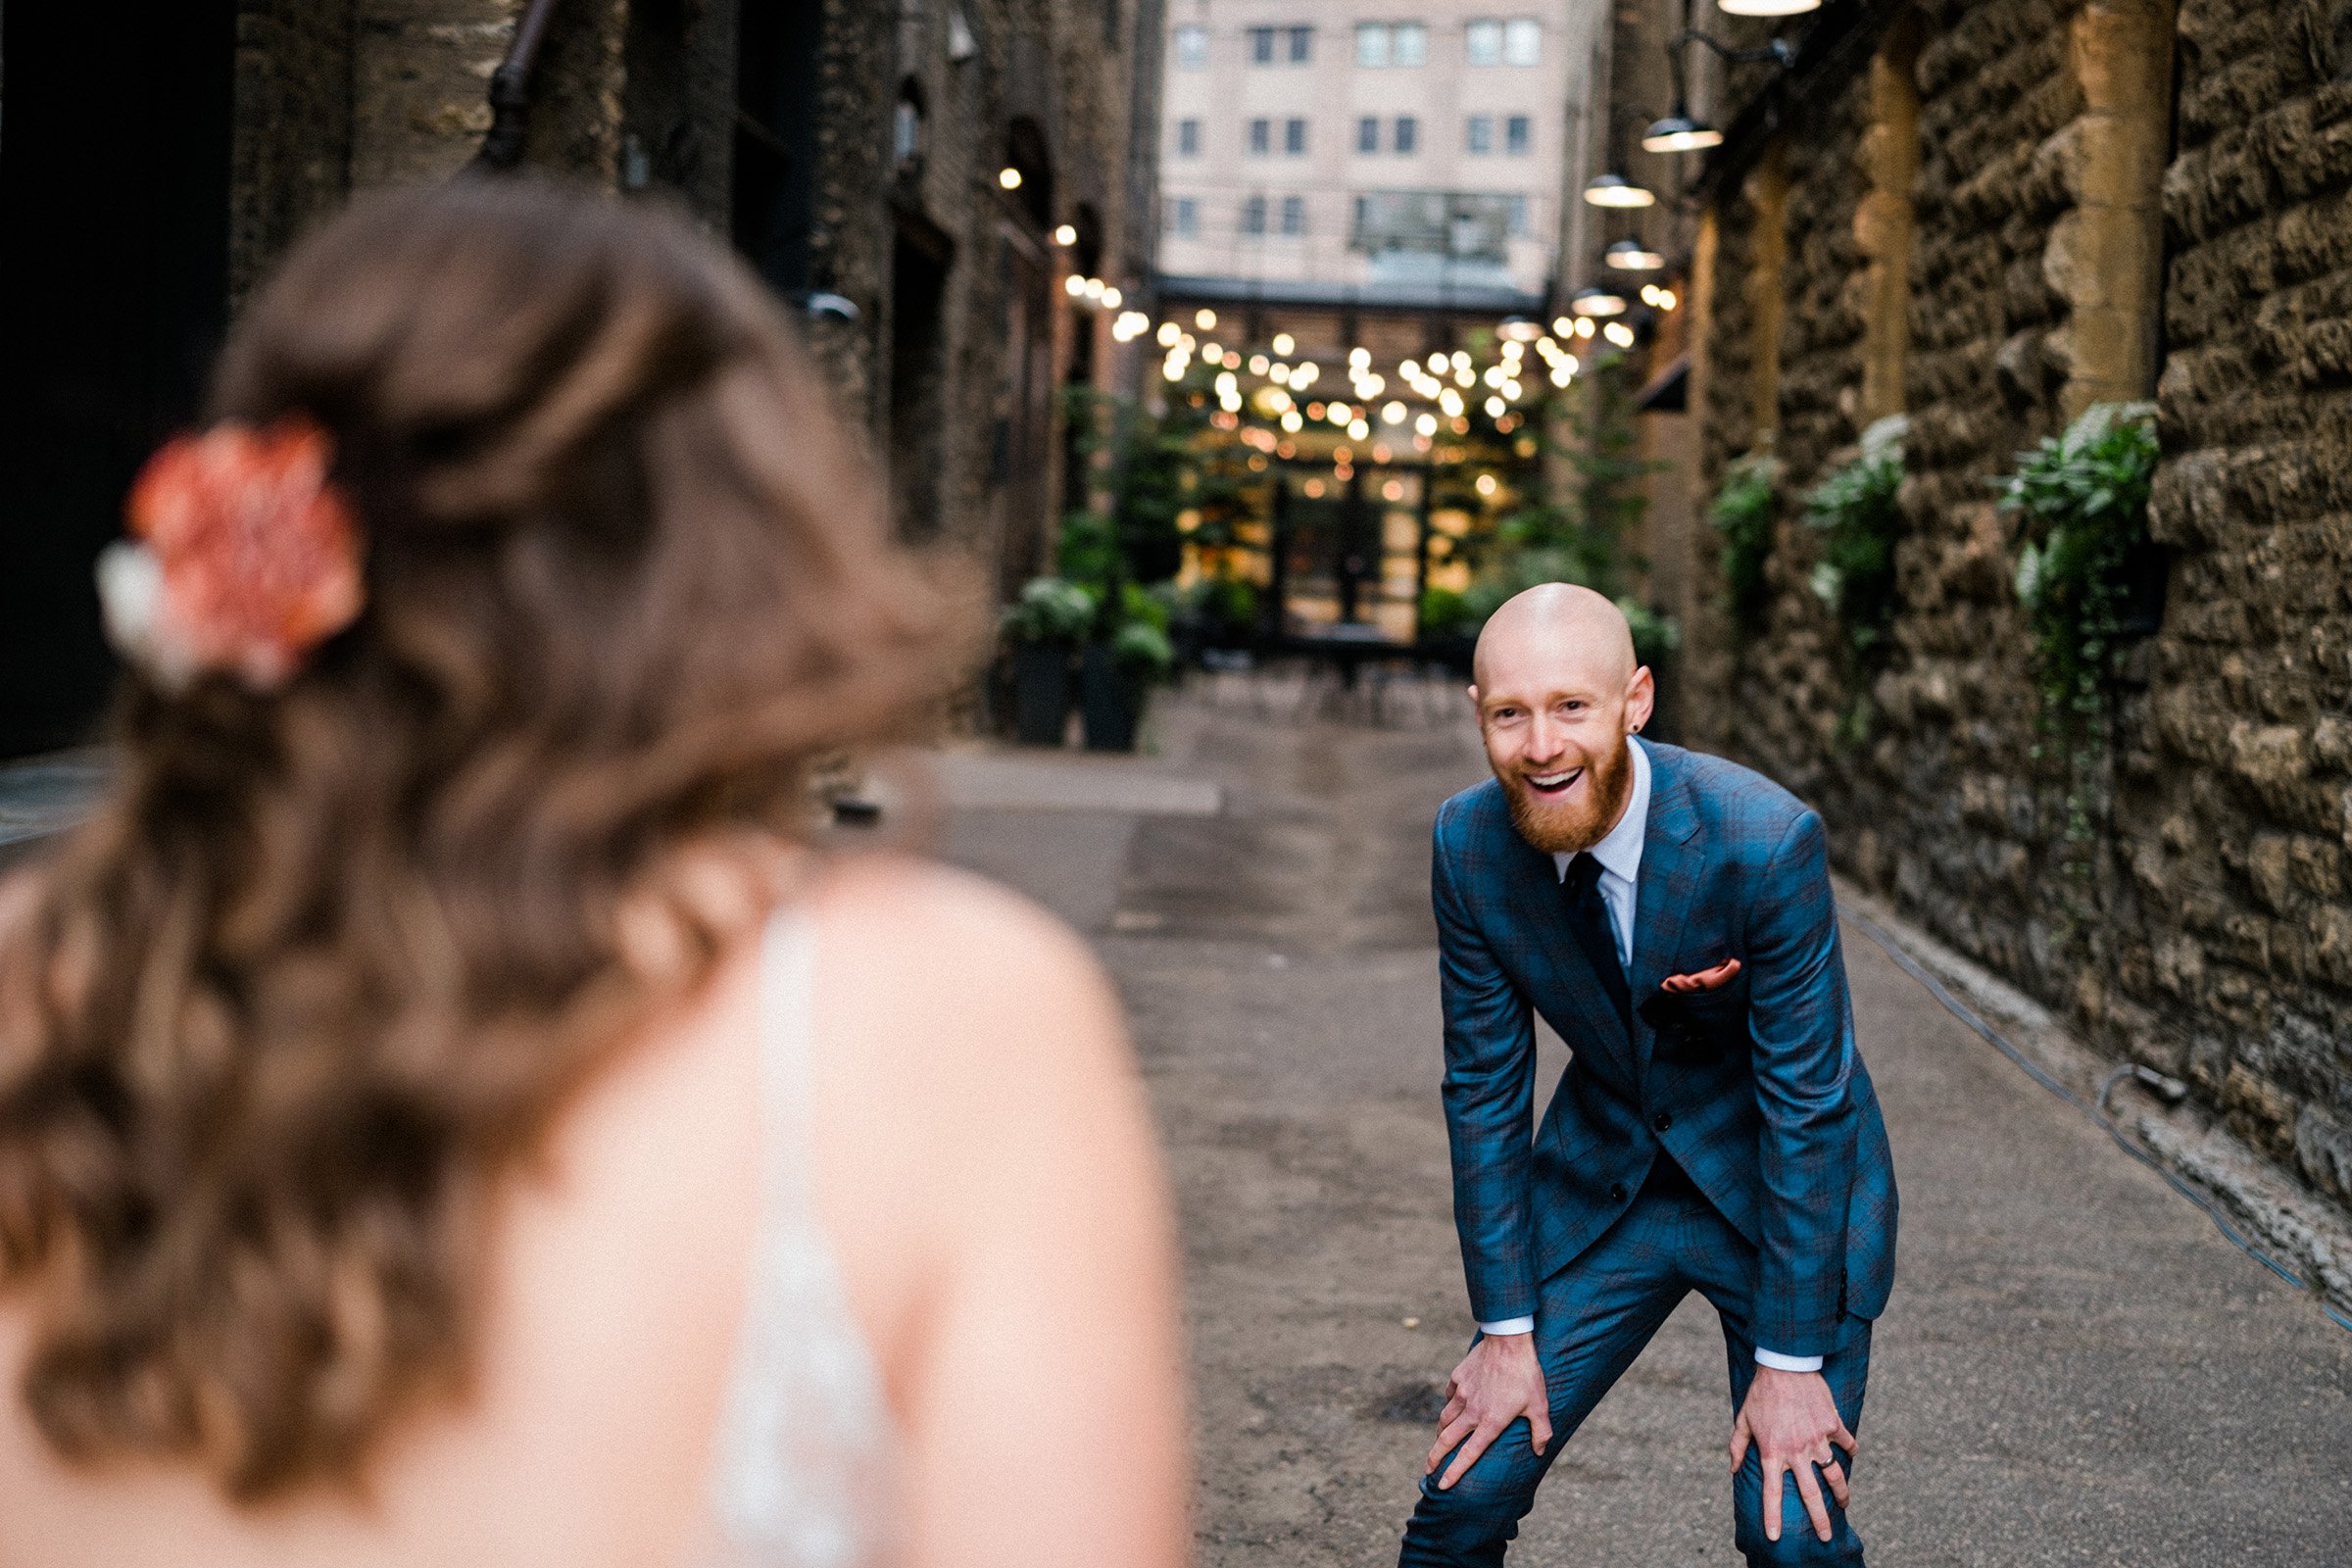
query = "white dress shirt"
xmin=1476 ymin=738 xmax=1822 ymax=1374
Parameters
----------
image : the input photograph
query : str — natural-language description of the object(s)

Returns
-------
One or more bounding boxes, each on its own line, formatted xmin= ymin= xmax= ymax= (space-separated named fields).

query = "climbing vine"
xmin=1709 ymin=447 xmax=1780 ymax=639
xmin=2000 ymin=400 xmax=2162 ymax=859
xmin=1803 ymin=415 xmax=1907 ymax=745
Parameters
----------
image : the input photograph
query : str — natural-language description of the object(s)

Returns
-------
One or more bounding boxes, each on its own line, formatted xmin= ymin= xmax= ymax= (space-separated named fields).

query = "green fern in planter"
xmin=1002 ymin=576 xmax=1098 ymax=646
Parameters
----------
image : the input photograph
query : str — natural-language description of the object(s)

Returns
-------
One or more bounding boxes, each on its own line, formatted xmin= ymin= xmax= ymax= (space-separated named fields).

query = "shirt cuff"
xmin=1478 ymin=1316 xmax=1536 ymax=1337
xmin=1753 ymin=1348 xmax=1825 ymax=1373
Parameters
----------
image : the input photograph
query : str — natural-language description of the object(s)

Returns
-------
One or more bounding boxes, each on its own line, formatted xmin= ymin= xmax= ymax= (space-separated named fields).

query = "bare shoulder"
xmin=804 ymin=850 xmax=1122 ymax=1069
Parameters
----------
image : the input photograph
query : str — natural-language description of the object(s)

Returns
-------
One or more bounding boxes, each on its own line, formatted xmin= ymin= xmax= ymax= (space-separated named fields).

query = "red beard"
xmin=1498 ymin=738 xmax=1636 ymax=856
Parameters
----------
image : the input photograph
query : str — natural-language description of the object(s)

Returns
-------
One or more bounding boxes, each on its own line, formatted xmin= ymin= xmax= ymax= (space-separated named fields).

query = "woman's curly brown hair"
xmin=0 ymin=179 xmax=974 ymax=1501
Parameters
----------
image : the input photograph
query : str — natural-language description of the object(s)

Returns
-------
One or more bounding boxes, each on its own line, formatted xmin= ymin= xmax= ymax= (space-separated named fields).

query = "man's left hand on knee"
xmin=1730 ymin=1368 xmax=1856 ymax=1544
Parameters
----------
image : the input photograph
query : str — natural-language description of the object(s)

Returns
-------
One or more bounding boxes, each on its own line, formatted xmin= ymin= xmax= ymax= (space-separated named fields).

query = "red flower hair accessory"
xmin=97 ymin=417 xmax=366 ymax=692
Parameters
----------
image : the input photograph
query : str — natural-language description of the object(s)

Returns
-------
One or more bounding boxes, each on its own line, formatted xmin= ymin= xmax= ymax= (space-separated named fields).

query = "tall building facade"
xmin=1156 ymin=1 xmax=1594 ymax=317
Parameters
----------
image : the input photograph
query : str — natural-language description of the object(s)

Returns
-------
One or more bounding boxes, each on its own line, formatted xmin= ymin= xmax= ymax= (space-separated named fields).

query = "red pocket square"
xmin=1660 ymin=957 xmax=1741 ymax=995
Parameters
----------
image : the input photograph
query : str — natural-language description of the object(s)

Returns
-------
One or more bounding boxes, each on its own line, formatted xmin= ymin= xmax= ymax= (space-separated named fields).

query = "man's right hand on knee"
xmin=1425 ymin=1331 xmax=1552 ymax=1490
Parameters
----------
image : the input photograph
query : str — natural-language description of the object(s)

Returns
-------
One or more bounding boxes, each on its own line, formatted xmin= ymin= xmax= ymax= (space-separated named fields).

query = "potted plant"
xmin=1001 ymin=576 xmax=1095 ymax=745
xmin=1081 ymin=587 xmax=1175 ymax=752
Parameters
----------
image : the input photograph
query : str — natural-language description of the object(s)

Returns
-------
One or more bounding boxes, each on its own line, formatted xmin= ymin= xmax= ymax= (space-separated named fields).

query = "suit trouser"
xmin=1398 ymin=1174 xmax=1873 ymax=1567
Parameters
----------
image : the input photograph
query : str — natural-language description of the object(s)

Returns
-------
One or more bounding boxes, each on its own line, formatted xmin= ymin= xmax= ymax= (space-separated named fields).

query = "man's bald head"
xmin=1471 ymin=583 xmax=1637 ymax=695
xmin=1467 ymin=583 xmax=1654 ymax=855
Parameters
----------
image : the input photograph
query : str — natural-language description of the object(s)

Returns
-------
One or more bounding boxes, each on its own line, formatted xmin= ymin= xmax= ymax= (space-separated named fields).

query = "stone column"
xmin=2046 ymin=0 xmax=2176 ymax=416
xmin=1855 ymin=19 xmax=1923 ymax=424
xmin=1743 ymin=138 xmax=1788 ymax=442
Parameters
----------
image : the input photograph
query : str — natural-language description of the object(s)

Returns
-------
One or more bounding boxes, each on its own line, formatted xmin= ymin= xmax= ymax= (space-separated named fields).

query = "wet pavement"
xmin=935 ymin=672 xmax=2352 ymax=1568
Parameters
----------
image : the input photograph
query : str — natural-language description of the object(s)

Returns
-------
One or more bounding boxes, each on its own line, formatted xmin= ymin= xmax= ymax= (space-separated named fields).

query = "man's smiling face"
xmin=1469 ymin=585 xmax=1654 ymax=856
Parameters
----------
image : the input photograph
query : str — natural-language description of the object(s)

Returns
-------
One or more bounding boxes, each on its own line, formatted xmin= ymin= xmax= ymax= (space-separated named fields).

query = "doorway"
xmin=0 ymin=0 xmax=240 ymax=757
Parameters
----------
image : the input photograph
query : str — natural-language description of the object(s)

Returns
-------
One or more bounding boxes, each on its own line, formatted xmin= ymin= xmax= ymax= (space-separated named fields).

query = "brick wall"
xmin=1671 ymin=0 xmax=2352 ymax=1246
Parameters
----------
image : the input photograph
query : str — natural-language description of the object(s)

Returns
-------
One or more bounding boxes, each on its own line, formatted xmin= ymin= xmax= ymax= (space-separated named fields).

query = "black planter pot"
xmin=1010 ymin=643 xmax=1073 ymax=746
xmin=1079 ymin=643 xmax=1145 ymax=752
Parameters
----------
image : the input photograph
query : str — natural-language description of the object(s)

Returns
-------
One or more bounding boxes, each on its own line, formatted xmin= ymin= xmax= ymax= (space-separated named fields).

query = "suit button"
xmin=1653 ymin=1111 xmax=1673 ymax=1132
xmin=1608 ymin=1182 xmax=1628 ymax=1202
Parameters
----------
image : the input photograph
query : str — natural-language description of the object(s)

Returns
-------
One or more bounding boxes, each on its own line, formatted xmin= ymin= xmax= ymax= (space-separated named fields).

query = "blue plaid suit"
xmin=1403 ymin=739 xmax=1896 ymax=1566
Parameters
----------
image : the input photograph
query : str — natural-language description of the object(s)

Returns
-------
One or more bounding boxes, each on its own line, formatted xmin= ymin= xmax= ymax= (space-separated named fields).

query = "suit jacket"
xmin=1433 ymin=738 xmax=1897 ymax=1358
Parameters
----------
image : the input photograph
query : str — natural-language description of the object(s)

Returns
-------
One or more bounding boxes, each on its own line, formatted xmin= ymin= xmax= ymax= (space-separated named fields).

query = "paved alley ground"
xmin=931 ymin=674 xmax=2352 ymax=1567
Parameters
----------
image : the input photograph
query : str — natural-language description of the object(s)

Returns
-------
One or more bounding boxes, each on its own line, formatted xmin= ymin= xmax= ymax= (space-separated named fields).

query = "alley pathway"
xmin=934 ymin=677 xmax=2352 ymax=1567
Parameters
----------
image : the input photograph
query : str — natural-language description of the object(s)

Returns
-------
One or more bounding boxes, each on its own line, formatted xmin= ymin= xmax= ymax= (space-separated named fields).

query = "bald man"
xmin=1400 ymin=585 xmax=1896 ymax=1567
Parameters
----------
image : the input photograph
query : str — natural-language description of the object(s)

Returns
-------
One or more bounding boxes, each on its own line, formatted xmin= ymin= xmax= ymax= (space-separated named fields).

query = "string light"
xmin=1157 ymin=320 xmax=1181 ymax=347
xmin=1054 ymin=222 xmax=1077 ymax=245
xmin=998 ymin=167 xmax=1023 ymax=190
xmin=1272 ymin=332 xmax=1296 ymax=355
xmin=1603 ymin=320 xmax=1636 ymax=348
xmin=1196 ymin=308 xmax=1217 ymax=329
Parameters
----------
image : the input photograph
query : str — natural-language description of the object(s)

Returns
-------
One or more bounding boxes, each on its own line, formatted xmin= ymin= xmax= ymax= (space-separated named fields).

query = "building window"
xmin=1466 ymin=20 xmax=1502 ymax=66
xmin=1505 ymin=115 xmax=1530 ymax=155
xmin=1396 ymin=115 xmax=1419 ymax=154
xmin=1504 ymin=19 xmax=1541 ymax=66
xmin=1171 ymin=197 xmax=1199 ymax=236
xmin=1249 ymin=118 xmax=1271 ymax=156
xmin=1242 ymin=195 xmax=1267 ymax=234
xmin=1281 ymin=195 xmax=1305 ymax=235
xmin=1177 ymin=118 xmax=1200 ymax=156
xmin=1357 ymin=116 xmax=1381 ymax=154
xmin=1507 ymin=194 xmax=1530 ymax=236
xmin=1289 ymin=25 xmax=1313 ymax=63
xmin=1355 ymin=22 xmax=1427 ymax=68
xmin=1349 ymin=190 xmax=1513 ymax=262
xmin=1285 ymin=118 xmax=1307 ymax=155
xmin=1466 ymin=115 xmax=1494 ymax=155
xmin=1175 ymin=24 xmax=1207 ymax=69
xmin=1249 ymin=25 xmax=1276 ymax=64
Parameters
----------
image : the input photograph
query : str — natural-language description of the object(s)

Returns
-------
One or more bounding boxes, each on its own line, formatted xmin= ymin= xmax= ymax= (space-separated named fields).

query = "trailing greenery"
xmin=1001 ymin=576 xmax=1097 ymax=645
xmin=1709 ymin=447 xmax=1781 ymax=638
xmin=2003 ymin=401 xmax=2161 ymax=739
xmin=1999 ymin=401 xmax=2162 ymax=886
xmin=1803 ymin=415 xmax=1907 ymax=744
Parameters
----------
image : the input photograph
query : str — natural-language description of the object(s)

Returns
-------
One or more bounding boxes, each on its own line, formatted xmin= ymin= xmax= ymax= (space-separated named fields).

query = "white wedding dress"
xmin=695 ymin=913 xmax=897 ymax=1567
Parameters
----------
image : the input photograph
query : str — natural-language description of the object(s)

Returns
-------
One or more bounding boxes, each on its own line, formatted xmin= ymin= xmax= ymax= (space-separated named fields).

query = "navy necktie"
xmin=1563 ymin=852 xmax=1632 ymax=1034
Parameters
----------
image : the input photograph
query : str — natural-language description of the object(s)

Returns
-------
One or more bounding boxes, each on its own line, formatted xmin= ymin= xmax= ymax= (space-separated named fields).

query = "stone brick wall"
xmin=2142 ymin=0 xmax=2352 ymax=1209
xmin=1668 ymin=0 xmax=2352 ymax=1249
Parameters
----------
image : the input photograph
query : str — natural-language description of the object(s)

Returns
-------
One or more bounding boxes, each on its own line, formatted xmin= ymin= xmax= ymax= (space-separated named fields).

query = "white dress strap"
xmin=697 ymin=908 xmax=896 ymax=1567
